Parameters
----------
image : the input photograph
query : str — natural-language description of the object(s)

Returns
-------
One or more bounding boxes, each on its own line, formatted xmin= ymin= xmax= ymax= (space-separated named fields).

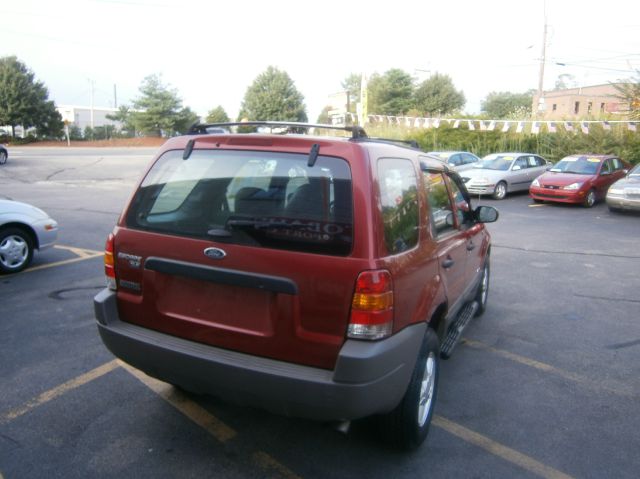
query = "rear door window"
xmin=378 ymin=158 xmax=419 ymax=254
xmin=126 ymin=149 xmax=353 ymax=256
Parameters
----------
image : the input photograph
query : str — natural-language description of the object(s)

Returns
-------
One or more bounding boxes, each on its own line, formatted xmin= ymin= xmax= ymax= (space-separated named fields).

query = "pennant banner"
xmin=548 ymin=122 xmax=557 ymax=133
xmin=531 ymin=122 xmax=540 ymax=134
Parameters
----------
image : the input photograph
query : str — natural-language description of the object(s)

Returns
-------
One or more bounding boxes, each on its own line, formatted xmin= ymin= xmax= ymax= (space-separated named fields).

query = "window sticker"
xmin=587 ymin=158 xmax=601 ymax=163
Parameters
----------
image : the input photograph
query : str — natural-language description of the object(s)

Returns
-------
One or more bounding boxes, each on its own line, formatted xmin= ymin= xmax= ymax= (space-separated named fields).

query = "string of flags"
xmin=343 ymin=113 xmax=638 ymax=134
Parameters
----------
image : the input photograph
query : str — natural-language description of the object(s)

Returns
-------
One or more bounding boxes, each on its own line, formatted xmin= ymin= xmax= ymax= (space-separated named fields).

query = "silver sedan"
xmin=606 ymin=163 xmax=640 ymax=212
xmin=461 ymin=153 xmax=551 ymax=200
xmin=0 ymin=199 xmax=58 ymax=273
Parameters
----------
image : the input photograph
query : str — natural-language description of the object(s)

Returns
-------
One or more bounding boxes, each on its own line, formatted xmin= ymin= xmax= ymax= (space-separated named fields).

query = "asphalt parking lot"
xmin=1 ymin=147 xmax=639 ymax=479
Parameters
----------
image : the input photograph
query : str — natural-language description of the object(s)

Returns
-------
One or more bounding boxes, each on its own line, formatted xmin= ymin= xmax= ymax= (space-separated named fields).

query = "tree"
xmin=481 ymin=91 xmax=534 ymax=118
xmin=132 ymin=74 xmax=195 ymax=136
xmin=341 ymin=73 xmax=362 ymax=113
xmin=413 ymin=73 xmax=465 ymax=116
xmin=615 ymin=72 xmax=640 ymax=120
xmin=554 ymin=74 xmax=577 ymax=90
xmin=316 ymin=105 xmax=332 ymax=124
xmin=0 ymin=56 xmax=63 ymax=138
xmin=367 ymin=69 xmax=414 ymax=115
xmin=206 ymin=105 xmax=230 ymax=123
xmin=239 ymin=66 xmax=307 ymax=122
xmin=106 ymin=105 xmax=136 ymax=134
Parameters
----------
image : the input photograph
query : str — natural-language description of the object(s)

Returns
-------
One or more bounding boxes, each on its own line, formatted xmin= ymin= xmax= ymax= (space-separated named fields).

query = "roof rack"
xmin=359 ymin=137 xmax=421 ymax=149
xmin=187 ymin=121 xmax=368 ymax=139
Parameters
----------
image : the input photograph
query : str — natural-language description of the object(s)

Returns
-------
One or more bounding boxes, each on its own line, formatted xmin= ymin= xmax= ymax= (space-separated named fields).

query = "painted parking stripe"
xmin=0 ymin=360 xmax=119 ymax=424
xmin=118 ymin=361 xmax=237 ymax=443
xmin=119 ymin=362 xmax=302 ymax=479
xmin=433 ymin=416 xmax=574 ymax=479
xmin=463 ymin=339 xmax=637 ymax=398
xmin=21 ymin=245 xmax=103 ymax=273
xmin=528 ymin=204 xmax=547 ymax=208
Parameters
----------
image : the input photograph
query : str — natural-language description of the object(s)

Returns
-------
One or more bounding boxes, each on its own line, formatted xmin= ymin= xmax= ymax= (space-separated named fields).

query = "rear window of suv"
xmin=126 ymin=149 xmax=353 ymax=256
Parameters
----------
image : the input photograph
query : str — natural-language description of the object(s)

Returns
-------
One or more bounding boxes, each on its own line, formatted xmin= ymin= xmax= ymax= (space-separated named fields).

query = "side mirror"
xmin=445 ymin=213 xmax=455 ymax=226
xmin=475 ymin=205 xmax=499 ymax=223
xmin=512 ymin=165 xmax=521 ymax=171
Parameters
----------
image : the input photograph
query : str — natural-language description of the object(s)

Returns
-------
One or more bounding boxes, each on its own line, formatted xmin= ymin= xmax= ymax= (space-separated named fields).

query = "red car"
xmin=94 ymin=121 xmax=499 ymax=449
xmin=529 ymin=154 xmax=630 ymax=207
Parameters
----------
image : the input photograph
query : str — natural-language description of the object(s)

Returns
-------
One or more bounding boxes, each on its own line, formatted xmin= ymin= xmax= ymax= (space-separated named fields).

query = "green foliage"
xmin=106 ymin=105 xmax=136 ymax=133
xmin=68 ymin=125 xmax=83 ymax=140
xmin=481 ymin=91 xmax=533 ymax=118
xmin=0 ymin=56 xmax=63 ymax=138
xmin=413 ymin=73 xmax=465 ymax=116
xmin=239 ymin=66 xmax=307 ymax=122
xmin=316 ymin=105 xmax=332 ymax=124
xmin=368 ymin=69 xmax=414 ymax=115
xmin=341 ymin=73 xmax=361 ymax=113
xmin=205 ymin=105 xmax=230 ymax=123
xmin=132 ymin=74 xmax=195 ymax=136
xmin=614 ymin=72 xmax=640 ymax=120
xmin=374 ymin=122 xmax=640 ymax=165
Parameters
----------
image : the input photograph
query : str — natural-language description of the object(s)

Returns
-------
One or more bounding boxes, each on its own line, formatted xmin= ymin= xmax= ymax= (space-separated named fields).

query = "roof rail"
xmin=352 ymin=137 xmax=421 ymax=149
xmin=187 ymin=121 xmax=368 ymax=139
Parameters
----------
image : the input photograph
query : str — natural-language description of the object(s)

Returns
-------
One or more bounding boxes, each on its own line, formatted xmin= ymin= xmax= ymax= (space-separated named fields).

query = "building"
xmin=56 ymin=105 xmax=122 ymax=130
xmin=532 ymin=83 xmax=626 ymax=120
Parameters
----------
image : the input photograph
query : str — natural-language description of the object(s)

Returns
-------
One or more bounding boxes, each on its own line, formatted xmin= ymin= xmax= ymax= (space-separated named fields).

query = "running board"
xmin=440 ymin=301 xmax=479 ymax=359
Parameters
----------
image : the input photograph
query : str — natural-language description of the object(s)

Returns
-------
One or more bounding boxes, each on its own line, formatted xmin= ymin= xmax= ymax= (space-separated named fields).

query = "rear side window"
xmin=425 ymin=172 xmax=455 ymax=237
xmin=126 ymin=149 xmax=353 ymax=256
xmin=378 ymin=158 xmax=419 ymax=254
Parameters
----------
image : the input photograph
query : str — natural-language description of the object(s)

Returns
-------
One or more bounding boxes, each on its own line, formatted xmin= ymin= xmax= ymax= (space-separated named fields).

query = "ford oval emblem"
xmin=204 ymin=247 xmax=226 ymax=260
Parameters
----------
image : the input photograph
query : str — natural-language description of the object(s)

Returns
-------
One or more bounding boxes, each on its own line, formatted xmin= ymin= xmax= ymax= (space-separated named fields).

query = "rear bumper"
xmin=94 ymin=289 xmax=424 ymax=421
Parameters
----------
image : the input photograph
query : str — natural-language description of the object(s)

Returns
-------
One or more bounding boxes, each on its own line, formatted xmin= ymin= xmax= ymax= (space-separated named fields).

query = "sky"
xmin=1 ymin=0 xmax=639 ymax=121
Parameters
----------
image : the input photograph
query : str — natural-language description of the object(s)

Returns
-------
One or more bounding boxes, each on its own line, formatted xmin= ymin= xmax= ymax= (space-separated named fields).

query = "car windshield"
xmin=549 ymin=157 xmax=600 ymax=175
xmin=475 ymin=155 xmax=515 ymax=171
xmin=628 ymin=164 xmax=640 ymax=177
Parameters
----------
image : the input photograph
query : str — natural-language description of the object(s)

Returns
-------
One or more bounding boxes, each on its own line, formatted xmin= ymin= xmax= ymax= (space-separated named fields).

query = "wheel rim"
xmin=480 ymin=264 xmax=489 ymax=306
xmin=0 ymin=235 xmax=29 ymax=269
xmin=0 ymin=152 xmax=6 ymax=164
xmin=417 ymin=352 xmax=437 ymax=427
xmin=495 ymin=183 xmax=506 ymax=199
xmin=586 ymin=191 xmax=595 ymax=207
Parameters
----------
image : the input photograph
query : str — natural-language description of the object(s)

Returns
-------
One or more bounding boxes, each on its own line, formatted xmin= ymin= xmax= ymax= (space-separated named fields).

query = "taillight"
xmin=348 ymin=270 xmax=394 ymax=340
xmin=104 ymin=234 xmax=117 ymax=291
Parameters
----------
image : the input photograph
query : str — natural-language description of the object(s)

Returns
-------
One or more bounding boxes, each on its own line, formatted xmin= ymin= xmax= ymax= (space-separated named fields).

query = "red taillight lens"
xmin=104 ymin=234 xmax=117 ymax=290
xmin=348 ymin=270 xmax=394 ymax=340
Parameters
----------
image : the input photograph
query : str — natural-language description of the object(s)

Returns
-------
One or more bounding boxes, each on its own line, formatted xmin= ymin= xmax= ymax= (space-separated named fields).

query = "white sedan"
xmin=0 ymin=199 xmax=58 ymax=273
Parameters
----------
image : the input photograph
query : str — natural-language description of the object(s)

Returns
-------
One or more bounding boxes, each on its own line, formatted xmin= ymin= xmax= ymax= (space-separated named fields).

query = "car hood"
xmin=461 ymin=168 xmax=508 ymax=181
xmin=611 ymin=176 xmax=640 ymax=189
xmin=0 ymin=199 xmax=51 ymax=220
xmin=536 ymin=172 xmax=594 ymax=186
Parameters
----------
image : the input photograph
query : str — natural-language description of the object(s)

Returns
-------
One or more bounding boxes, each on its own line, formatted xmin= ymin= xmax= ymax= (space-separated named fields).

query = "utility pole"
xmin=113 ymin=84 xmax=118 ymax=109
xmin=88 ymin=79 xmax=95 ymax=130
xmin=536 ymin=0 xmax=548 ymax=115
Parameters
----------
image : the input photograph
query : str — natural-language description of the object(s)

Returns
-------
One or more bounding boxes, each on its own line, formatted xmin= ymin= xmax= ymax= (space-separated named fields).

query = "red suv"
xmin=94 ymin=122 xmax=498 ymax=449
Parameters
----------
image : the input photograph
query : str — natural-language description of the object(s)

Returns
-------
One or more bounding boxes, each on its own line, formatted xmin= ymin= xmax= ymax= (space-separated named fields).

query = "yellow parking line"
xmin=118 ymin=361 xmax=237 ymax=443
xmin=463 ymin=339 xmax=636 ymax=398
xmin=0 ymin=360 xmax=119 ymax=424
xmin=433 ymin=416 xmax=574 ymax=479
xmin=528 ymin=204 xmax=547 ymax=208
xmin=54 ymin=245 xmax=102 ymax=258
xmin=119 ymin=361 xmax=302 ymax=478
xmin=25 ymin=252 xmax=103 ymax=273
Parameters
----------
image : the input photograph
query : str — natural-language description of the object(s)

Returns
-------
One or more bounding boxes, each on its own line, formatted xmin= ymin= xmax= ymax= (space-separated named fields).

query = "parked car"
xmin=94 ymin=121 xmax=498 ymax=450
xmin=0 ymin=199 xmax=58 ymax=273
xmin=461 ymin=152 xmax=551 ymax=199
xmin=0 ymin=145 xmax=7 ymax=165
xmin=427 ymin=151 xmax=480 ymax=171
xmin=606 ymin=163 xmax=640 ymax=212
xmin=530 ymin=154 xmax=630 ymax=208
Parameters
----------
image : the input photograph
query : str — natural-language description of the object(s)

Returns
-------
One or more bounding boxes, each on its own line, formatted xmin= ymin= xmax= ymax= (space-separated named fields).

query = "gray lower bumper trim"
xmin=94 ymin=289 xmax=425 ymax=421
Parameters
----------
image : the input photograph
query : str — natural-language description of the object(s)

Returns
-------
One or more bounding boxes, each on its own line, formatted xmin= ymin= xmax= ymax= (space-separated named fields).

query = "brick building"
xmin=532 ymin=83 xmax=627 ymax=120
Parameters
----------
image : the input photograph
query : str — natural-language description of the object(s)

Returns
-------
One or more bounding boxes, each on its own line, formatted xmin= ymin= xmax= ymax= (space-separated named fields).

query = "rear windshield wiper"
xmin=225 ymin=217 xmax=311 ymax=230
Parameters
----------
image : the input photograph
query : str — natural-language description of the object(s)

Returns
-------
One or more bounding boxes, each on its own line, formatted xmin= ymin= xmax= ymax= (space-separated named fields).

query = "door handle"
xmin=442 ymin=258 xmax=455 ymax=269
xmin=467 ymin=242 xmax=476 ymax=251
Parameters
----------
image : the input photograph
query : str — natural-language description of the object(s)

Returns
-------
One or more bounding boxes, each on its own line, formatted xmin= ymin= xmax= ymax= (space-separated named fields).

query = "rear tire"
xmin=474 ymin=259 xmax=490 ymax=317
xmin=0 ymin=149 xmax=7 ymax=165
xmin=0 ymin=227 xmax=34 ymax=274
xmin=493 ymin=181 xmax=507 ymax=200
xmin=378 ymin=328 xmax=439 ymax=450
xmin=532 ymin=198 xmax=544 ymax=204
